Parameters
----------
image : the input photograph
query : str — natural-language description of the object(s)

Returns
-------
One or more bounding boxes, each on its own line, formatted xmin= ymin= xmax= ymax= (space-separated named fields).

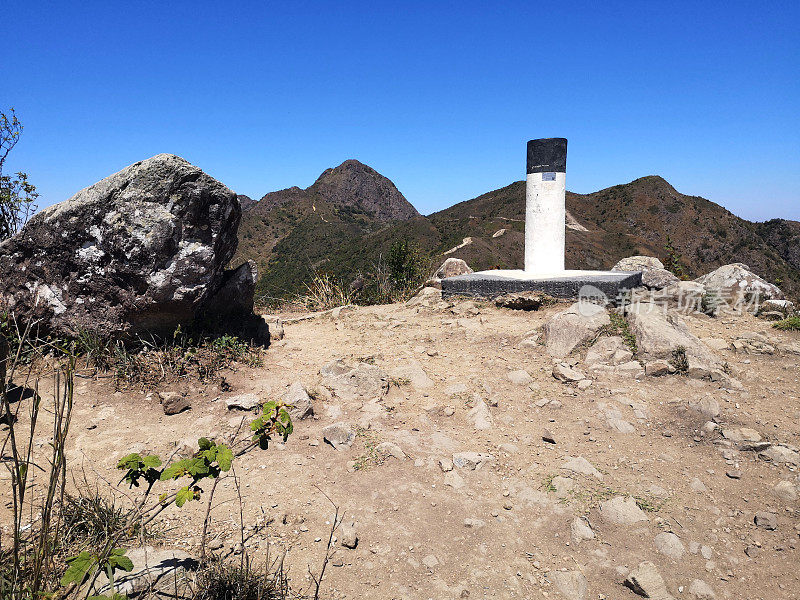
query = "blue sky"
xmin=4 ymin=1 xmax=799 ymax=220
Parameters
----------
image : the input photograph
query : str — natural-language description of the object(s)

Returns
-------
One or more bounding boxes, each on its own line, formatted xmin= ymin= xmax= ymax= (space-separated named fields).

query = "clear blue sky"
xmin=4 ymin=1 xmax=799 ymax=221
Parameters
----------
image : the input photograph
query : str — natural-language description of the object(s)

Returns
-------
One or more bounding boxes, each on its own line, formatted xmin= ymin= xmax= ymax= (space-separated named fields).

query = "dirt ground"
xmin=3 ymin=293 xmax=799 ymax=600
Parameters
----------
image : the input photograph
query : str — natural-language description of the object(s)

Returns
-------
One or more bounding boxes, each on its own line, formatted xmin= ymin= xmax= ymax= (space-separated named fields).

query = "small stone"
xmin=570 ymin=518 xmax=595 ymax=543
xmin=726 ymin=470 xmax=742 ymax=480
xmin=561 ymin=456 xmax=603 ymax=480
xmin=774 ymin=480 xmax=798 ymax=502
xmin=439 ymin=458 xmax=454 ymax=472
xmin=754 ymin=511 xmax=778 ymax=530
xmin=654 ymin=532 xmax=685 ymax=560
xmin=688 ymin=579 xmax=716 ymax=599
xmin=577 ymin=379 xmax=593 ymax=390
xmin=463 ymin=518 xmax=485 ymax=529
xmin=689 ymin=478 xmax=707 ymax=493
xmin=443 ymin=406 xmax=455 ymax=417
xmin=283 ymin=382 xmax=314 ymax=420
xmin=452 ymin=452 xmax=495 ymax=470
xmin=599 ymin=496 xmax=648 ymax=525
xmin=340 ymin=523 xmax=358 ymax=549
xmin=422 ymin=554 xmax=439 ymax=569
xmin=443 ymin=471 xmax=465 ymax=489
xmin=542 ymin=428 xmax=557 ymax=444
xmin=553 ymin=362 xmax=585 ymax=383
xmin=624 ymin=561 xmax=675 ymax=600
xmin=548 ymin=570 xmax=587 ymax=600
xmin=322 ymin=422 xmax=355 ymax=450
xmin=507 ymin=370 xmax=533 ymax=385
xmin=159 ymin=392 xmax=191 ymax=415
xmin=225 ymin=393 xmax=260 ymax=411
xmin=644 ymin=360 xmax=672 ymax=377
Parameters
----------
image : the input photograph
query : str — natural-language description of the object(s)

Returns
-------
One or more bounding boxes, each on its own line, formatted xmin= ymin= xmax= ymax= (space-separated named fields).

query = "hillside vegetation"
xmin=234 ymin=162 xmax=800 ymax=304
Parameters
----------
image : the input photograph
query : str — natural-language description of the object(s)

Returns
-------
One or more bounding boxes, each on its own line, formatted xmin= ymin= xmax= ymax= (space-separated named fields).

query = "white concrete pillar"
xmin=524 ymin=138 xmax=567 ymax=274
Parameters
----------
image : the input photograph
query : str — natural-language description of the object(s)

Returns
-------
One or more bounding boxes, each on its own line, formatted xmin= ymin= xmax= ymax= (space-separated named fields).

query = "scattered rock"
xmin=599 ymin=496 xmax=648 ymax=525
xmin=320 ymin=359 xmax=388 ymax=400
xmin=553 ymin=362 xmax=586 ymax=383
xmin=544 ymin=301 xmax=610 ymax=358
xmin=452 ymin=452 xmax=495 ymax=470
xmin=463 ymin=518 xmax=486 ymax=529
xmin=91 ymin=546 xmax=198 ymax=597
xmin=654 ymin=532 xmax=685 ymax=560
xmin=644 ymin=360 xmax=673 ymax=377
xmin=754 ymin=511 xmax=777 ymax=530
xmin=548 ymin=570 xmax=587 ymax=600
xmin=495 ymin=291 xmax=553 ymax=311
xmin=613 ymin=256 xmax=679 ymax=290
xmin=375 ymin=442 xmax=406 ymax=460
xmin=561 ymin=456 xmax=603 ymax=480
xmin=225 ymin=393 xmax=260 ymax=411
xmin=731 ymin=332 xmax=776 ymax=355
xmin=624 ymin=303 xmax=722 ymax=377
xmin=612 ymin=256 xmax=665 ymax=271
xmin=282 ymin=382 xmax=314 ymax=420
xmin=340 ymin=522 xmax=358 ymax=548
xmin=159 ymin=392 xmax=191 ymax=415
xmin=422 ymin=554 xmax=439 ymax=569
xmin=688 ymin=579 xmax=716 ymax=600
xmin=468 ymin=399 xmax=493 ymax=430
xmin=542 ymin=428 xmax=557 ymax=444
xmin=726 ymin=470 xmax=742 ymax=480
xmin=443 ymin=471 xmax=465 ymax=489
xmin=689 ymin=478 xmax=708 ymax=493
xmin=407 ymin=286 xmax=443 ymax=306
xmin=773 ymin=480 xmax=798 ymax=502
xmin=687 ymin=397 xmax=720 ymax=419
xmin=624 ymin=561 xmax=675 ymax=600
xmin=759 ymin=444 xmax=800 ymax=466
xmin=695 ymin=263 xmax=784 ymax=307
xmin=570 ymin=517 xmax=595 ymax=543
xmin=507 ymin=369 xmax=533 ymax=385
xmin=585 ymin=336 xmax=633 ymax=367
xmin=322 ymin=422 xmax=355 ymax=450
xmin=434 ymin=257 xmax=473 ymax=280
xmin=439 ymin=458 xmax=454 ymax=472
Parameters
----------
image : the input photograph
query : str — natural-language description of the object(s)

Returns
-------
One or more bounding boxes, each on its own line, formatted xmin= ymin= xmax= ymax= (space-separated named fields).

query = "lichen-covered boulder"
xmin=0 ymin=154 xmax=243 ymax=337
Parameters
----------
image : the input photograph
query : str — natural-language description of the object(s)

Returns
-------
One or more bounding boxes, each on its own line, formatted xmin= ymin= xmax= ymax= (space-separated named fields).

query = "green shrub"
xmin=773 ymin=316 xmax=800 ymax=331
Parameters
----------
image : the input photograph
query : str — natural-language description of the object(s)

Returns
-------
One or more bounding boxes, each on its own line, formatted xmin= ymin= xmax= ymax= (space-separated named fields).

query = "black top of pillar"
xmin=526 ymin=138 xmax=567 ymax=174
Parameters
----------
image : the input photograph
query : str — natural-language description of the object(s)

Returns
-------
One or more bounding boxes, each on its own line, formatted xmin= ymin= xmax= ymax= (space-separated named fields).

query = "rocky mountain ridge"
xmin=234 ymin=164 xmax=800 ymax=302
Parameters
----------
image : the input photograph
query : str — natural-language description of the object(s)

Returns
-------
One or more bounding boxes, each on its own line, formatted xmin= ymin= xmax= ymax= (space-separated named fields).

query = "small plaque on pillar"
xmin=542 ymin=172 xmax=556 ymax=181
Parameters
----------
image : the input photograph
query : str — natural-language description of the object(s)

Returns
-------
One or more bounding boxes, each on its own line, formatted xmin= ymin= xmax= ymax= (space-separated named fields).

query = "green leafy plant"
xmin=595 ymin=311 xmax=638 ymax=354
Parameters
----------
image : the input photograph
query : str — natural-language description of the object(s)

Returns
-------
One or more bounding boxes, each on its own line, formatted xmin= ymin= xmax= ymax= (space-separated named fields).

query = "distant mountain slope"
xmin=234 ymin=159 xmax=421 ymax=299
xmin=235 ymin=165 xmax=800 ymax=302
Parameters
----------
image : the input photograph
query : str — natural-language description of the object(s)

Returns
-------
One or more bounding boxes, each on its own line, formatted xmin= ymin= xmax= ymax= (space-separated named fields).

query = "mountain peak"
xmin=309 ymin=159 xmax=420 ymax=221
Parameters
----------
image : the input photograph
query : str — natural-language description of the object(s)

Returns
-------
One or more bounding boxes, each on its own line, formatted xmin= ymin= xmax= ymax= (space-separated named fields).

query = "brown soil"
xmin=3 ymin=297 xmax=799 ymax=599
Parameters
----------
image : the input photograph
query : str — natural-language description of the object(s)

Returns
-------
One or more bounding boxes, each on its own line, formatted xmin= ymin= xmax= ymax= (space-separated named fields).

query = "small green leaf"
xmin=198 ymin=437 xmax=213 ymax=450
xmin=217 ymin=445 xmax=233 ymax=471
xmin=175 ymin=487 xmax=193 ymax=507
xmin=142 ymin=455 xmax=162 ymax=469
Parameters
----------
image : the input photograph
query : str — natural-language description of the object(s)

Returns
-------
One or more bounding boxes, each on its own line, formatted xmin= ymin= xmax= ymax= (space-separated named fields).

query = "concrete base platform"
xmin=441 ymin=269 xmax=642 ymax=302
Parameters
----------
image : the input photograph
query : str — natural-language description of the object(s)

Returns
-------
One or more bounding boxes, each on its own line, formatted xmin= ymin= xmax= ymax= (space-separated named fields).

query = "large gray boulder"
xmin=0 ymin=154 xmax=250 ymax=338
xmin=612 ymin=255 xmax=679 ymax=290
xmin=695 ymin=263 xmax=783 ymax=307
xmin=544 ymin=301 xmax=610 ymax=358
xmin=624 ymin=303 xmax=722 ymax=378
